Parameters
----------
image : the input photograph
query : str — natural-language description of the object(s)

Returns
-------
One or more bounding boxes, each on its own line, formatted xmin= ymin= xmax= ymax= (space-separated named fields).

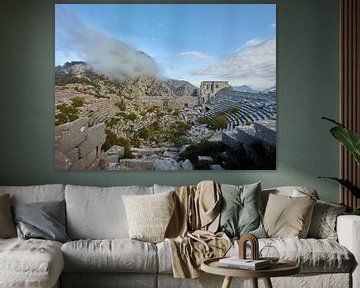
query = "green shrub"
xmin=171 ymin=135 xmax=191 ymax=147
xmin=102 ymin=129 xmax=132 ymax=158
xmin=55 ymin=103 xmax=79 ymax=125
xmin=198 ymin=116 xmax=208 ymax=125
xmin=115 ymin=100 xmax=126 ymax=111
xmin=106 ymin=117 xmax=120 ymax=128
xmin=71 ymin=96 xmax=85 ymax=107
xmin=172 ymin=109 xmax=180 ymax=117
xmin=228 ymin=107 xmax=239 ymax=114
xmin=211 ymin=115 xmax=227 ymax=129
xmin=127 ymin=112 xmax=137 ymax=121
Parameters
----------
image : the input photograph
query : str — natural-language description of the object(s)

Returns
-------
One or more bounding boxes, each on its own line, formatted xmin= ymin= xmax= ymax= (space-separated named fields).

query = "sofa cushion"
xmin=262 ymin=238 xmax=353 ymax=273
xmin=65 ymin=185 xmax=153 ymax=239
xmin=218 ymin=182 xmax=266 ymax=238
xmin=307 ymin=200 xmax=347 ymax=240
xmin=263 ymin=193 xmax=316 ymax=238
xmin=0 ymin=194 xmax=16 ymax=238
xmin=12 ymin=200 xmax=70 ymax=243
xmin=0 ymin=184 xmax=65 ymax=204
xmin=61 ymin=273 xmax=157 ymax=288
xmin=122 ymin=191 xmax=175 ymax=243
xmin=0 ymin=238 xmax=64 ymax=288
xmin=158 ymin=237 xmax=353 ymax=274
xmin=61 ymin=239 xmax=158 ymax=273
xmin=227 ymin=238 xmax=353 ymax=273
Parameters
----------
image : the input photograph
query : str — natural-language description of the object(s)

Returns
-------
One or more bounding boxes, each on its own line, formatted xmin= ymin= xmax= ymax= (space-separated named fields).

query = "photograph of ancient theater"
xmin=55 ymin=4 xmax=276 ymax=170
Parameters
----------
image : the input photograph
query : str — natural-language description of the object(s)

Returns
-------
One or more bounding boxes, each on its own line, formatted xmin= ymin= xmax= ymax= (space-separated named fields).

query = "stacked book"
xmin=218 ymin=257 xmax=271 ymax=270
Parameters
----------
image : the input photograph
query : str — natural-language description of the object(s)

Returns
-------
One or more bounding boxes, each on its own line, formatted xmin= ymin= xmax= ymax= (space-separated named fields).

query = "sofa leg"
xmin=263 ymin=277 xmax=273 ymax=288
xmin=221 ymin=276 xmax=232 ymax=288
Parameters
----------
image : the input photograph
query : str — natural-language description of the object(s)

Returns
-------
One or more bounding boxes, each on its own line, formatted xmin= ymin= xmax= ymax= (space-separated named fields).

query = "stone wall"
xmin=139 ymin=95 xmax=198 ymax=110
xmin=55 ymin=118 xmax=106 ymax=170
xmin=200 ymin=81 xmax=230 ymax=104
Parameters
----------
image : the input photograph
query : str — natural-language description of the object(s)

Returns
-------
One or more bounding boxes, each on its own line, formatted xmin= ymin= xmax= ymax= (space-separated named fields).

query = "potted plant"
xmin=320 ymin=117 xmax=360 ymax=215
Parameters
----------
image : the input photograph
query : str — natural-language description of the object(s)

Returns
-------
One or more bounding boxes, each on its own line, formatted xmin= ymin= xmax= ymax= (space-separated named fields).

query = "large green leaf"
xmin=322 ymin=117 xmax=360 ymax=165
xmin=319 ymin=177 xmax=360 ymax=199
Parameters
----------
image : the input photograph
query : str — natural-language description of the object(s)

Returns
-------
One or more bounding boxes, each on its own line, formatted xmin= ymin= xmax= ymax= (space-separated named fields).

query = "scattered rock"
xmin=210 ymin=164 xmax=224 ymax=170
xmin=198 ymin=156 xmax=214 ymax=163
xmin=102 ymin=145 xmax=125 ymax=169
xmin=55 ymin=150 xmax=72 ymax=170
xmin=71 ymin=149 xmax=98 ymax=170
xmin=182 ymin=159 xmax=194 ymax=170
xmin=119 ymin=159 xmax=154 ymax=170
xmin=55 ymin=118 xmax=105 ymax=170
xmin=78 ymin=123 xmax=106 ymax=158
xmin=153 ymin=158 xmax=181 ymax=170
xmin=55 ymin=118 xmax=89 ymax=153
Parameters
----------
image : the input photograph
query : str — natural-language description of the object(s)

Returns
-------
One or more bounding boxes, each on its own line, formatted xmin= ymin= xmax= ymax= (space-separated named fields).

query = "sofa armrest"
xmin=337 ymin=215 xmax=360 ymax=288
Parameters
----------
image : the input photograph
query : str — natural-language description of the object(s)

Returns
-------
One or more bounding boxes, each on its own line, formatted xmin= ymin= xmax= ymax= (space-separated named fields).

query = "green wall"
xmin=0 ymin=0 xmax=340 ymax=202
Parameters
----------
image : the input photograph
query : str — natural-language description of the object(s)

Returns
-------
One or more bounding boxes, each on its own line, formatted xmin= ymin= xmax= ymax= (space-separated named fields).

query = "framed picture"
xmin=55 ymin=4 xmax=276 ymax=171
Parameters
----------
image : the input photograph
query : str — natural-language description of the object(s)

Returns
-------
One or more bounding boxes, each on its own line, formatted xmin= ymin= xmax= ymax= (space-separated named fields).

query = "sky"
xmin=55 ymin=4 xmax=276 ymax=90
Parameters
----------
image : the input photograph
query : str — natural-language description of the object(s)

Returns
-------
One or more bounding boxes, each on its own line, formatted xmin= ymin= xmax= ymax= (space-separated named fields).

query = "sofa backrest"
xmin=261 ymin=186 xmax=319 ymax=212
xmin=0 ymin=184 xmax=65 ymax=204
xmin=65 ymin=184 xmax=154 ymax=239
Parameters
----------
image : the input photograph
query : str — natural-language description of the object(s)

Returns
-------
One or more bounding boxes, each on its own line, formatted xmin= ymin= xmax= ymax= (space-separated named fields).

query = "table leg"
xmin=251 ymin=278 xmax=258 ymax=288
xmin=221 ymin=276 xmax=233 ymax=288
xmin=263 ymin=277 xmax=273 ymax=288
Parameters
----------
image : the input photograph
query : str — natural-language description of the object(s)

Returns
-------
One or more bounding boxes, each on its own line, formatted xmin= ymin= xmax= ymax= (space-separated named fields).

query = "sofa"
xmin=0 ymin=183 xmax=359 ymax=288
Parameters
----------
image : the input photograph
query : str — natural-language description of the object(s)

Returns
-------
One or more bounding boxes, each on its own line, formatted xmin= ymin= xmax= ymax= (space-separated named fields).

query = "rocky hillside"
xmin=55 ymin=61 xmax=202 ymax=168
xmin=55 ymin=61 xmax=198 ymax=100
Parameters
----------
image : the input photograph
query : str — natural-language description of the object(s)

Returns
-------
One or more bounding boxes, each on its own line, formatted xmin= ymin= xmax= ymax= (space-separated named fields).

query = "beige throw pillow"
xmin=122 ymin=191 xmax=175 ymax=243
xmin=263 ymin=193 xmax=316 ymax=238
xmin=0 ymin=194 xmax=17 ymax=238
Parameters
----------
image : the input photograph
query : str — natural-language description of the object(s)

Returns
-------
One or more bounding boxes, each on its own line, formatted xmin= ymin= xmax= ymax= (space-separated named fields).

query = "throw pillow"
xmin=218 ymin=182 xmax=266 ymax=238
xmin=122 ymin=190 xmax=175 ymax=243
xmin=0 ymin=194 xmax=17 ymax=238
xmin=12 ymin=200 xmax=70 ymax=243
xmin=307 ymin=200 xmax=347 ymax=240
xmin=263 ymin=193 xmax=316 ymax=238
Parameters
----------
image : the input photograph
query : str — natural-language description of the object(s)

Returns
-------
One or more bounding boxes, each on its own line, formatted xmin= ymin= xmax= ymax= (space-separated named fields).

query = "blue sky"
xmin=55 ymin=4 xmax=276 ymax=90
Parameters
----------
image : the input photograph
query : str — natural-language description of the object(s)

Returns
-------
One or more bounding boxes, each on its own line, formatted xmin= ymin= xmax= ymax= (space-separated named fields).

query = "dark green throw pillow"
xmin=218 ymin=182 xmax=266 ymax=238
xmin=12 ymin=200 xmax=70 ymax=243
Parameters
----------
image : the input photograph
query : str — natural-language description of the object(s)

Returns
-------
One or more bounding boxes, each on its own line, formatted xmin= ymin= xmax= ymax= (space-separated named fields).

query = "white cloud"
xmin=178 ymin=51 xmax=214 ymax=61
xmin=243 ymin=38 xmax=266 ymax=48
xmin=271 ymin=22 xmax=276 ymax=28
xmin=56 ymin=7 xmax=158 ymax=80
xmin=191 ymin=38 xmax=276 ymax=90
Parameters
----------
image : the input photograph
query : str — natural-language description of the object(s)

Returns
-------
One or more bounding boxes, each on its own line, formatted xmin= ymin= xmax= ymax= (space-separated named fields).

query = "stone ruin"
xmin=55 ymin=118 xmax=106 ymax=170
xmin=199 ymin=81 xmax=231 ymax=104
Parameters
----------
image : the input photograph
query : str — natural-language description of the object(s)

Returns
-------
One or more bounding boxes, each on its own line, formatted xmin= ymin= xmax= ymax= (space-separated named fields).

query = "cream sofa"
xmin=0 ymin=184 xmax=358 ymax=288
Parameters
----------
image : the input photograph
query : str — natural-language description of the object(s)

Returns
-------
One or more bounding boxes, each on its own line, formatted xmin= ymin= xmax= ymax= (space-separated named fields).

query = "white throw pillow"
xmin=122 ymin=191 xmax=175 ymax=243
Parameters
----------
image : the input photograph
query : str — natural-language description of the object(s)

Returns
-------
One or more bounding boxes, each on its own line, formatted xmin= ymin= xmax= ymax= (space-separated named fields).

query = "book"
xmin=218 ymin=257 xmax=271 ymax=270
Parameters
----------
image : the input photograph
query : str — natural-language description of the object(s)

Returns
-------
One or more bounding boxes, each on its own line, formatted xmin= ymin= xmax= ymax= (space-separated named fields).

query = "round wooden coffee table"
xmin=201 ymin=257 xmax=300 ymax=288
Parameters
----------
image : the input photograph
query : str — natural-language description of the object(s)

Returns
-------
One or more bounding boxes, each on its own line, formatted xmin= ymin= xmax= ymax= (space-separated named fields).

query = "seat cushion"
xmin=61 ymin=239 xmax=158 ymax=273
xmin=157 ymin=238 xmax=353 ymax=274
xmin=0 ymin=238 xmax=64 ymax=288
xmin=228 ymin=238 xmax=354 ymax=273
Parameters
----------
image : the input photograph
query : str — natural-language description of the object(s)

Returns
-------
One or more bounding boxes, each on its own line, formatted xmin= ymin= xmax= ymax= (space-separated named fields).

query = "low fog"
xmin=56 ymin=7 xmax=158 ymax=80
